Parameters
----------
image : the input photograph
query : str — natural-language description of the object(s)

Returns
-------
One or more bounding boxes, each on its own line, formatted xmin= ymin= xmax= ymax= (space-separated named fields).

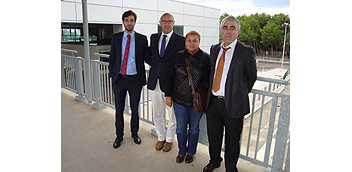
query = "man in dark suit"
xmin=202 ymin=16 xmax=257 ymax=172
xmin=147 ymin=13 xmax=185 ymax=152
xmin=109 ymin=10 xmax=151 ymax=149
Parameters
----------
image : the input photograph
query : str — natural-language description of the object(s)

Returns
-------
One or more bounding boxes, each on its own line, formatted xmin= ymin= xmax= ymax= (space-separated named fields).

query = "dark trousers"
xmin=206 ymin=94 xmax=244 ymax=172
xmin=112 ymin=74 xmax=142 ymax=138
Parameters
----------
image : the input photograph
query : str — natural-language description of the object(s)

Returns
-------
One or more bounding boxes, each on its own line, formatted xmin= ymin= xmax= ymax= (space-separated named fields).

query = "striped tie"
xmin=121 ymin=35 xmax=131 ymax=76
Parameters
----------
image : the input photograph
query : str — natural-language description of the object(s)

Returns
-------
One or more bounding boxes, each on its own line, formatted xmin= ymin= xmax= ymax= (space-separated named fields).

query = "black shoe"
xmin=113 ymin=137 xmax=123 ymax=149
xmin=132 ymin=134 xmax=141 ymax=144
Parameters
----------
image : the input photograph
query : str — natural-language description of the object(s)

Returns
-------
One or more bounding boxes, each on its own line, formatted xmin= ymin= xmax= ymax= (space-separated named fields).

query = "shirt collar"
xmin=221 ymin=39 xmax=237 ymax=49
xmin=184 ymin=48 xmax=203 ymax=59
xmin=123 ymin=30 xmax=135 ymax=38
xmin=162 ymin=30 xmax=173 ymax=38
xmin=185 ymin=47 xmax=200 ymax=55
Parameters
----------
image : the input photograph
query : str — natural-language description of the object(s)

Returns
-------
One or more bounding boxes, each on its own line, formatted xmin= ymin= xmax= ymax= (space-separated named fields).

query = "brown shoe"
xmin=203 ymin=163 xmax=220 ymax=172
xmin=163 ymin=142 xmax=172 ymax=152
xmin=185 ymin=154 xmax=194 ymax=163
xmin=155 ymin=140 xmax=165 ymax=150
xmin=176 ymin=155 xmax=184 ymax=163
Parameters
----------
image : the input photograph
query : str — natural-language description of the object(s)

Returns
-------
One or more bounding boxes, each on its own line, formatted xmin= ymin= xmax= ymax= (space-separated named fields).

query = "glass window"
xmin=158 ymin=25 xmax=184 ymax=36
xmin=61 ymin=23 xmax=113 ymax=45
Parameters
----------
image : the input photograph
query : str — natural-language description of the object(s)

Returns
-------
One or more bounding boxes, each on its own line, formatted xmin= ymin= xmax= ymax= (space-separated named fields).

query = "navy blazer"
xmin=206 ymin=41 xmax=257 ymax=118
xmin=147 ymin=32 xmax=185 ymax=91
xmin=109 ymin=31 xmax=151 ymax=86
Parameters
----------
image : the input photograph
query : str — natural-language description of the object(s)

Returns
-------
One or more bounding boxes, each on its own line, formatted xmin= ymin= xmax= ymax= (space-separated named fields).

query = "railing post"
xmin=92 ymin=60 xmax=106 ymax=110
xmin=271 ymin=93 xmax=290 ymax=172
xmin=61 ymin=55 xmax=66 ymax=88
xmin=74 ymin=57 xmax=87 ymax=101
xmin=82 ymin=0 xmax=93 ymax=104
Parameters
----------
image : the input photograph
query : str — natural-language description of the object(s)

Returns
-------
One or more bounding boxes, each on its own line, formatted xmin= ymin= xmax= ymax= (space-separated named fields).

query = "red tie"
xmin=121 ymin=35 xmax=131 ymax=76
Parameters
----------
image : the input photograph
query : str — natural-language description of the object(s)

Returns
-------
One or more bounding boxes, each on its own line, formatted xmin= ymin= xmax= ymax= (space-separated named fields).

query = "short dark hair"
xmin=122 ymin=10 xmax=137 ymax=22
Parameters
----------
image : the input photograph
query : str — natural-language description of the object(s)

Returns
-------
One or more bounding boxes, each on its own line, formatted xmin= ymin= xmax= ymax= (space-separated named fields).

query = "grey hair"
xmin=220 ymin=16 xmax=241 ymax=30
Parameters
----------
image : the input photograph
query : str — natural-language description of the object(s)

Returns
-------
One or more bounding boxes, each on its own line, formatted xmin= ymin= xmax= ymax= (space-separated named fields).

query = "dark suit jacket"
xmin=206 ymin=41 xmax=257 ymax=118
xmin=147 ymin=32 xmax=185 ymax=91
xmin=109 ymin=31 xmax=151 ymax=86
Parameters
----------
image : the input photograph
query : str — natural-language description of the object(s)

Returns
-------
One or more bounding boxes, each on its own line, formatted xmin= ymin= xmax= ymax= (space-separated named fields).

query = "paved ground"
xmin=61 ymin=88 xmax=267 ymax=172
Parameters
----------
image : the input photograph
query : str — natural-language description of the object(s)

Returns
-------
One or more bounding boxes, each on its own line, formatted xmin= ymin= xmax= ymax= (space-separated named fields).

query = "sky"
xmin=179 ymin=0 xmax=290 ymax=17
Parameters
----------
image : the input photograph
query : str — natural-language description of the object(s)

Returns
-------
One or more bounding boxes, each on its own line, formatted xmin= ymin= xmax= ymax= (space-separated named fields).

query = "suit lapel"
xmin=210 ymin=44 xmax=221 ymax=86
xmin=154 ymin=33 xmax=162 ymax=58
xmin=225 ymin=41 xmax=243 ymax=93
xmin=134 ymin=32 xmax=141 ymax=64
xmin=162 ymin=32 xmax=177 ymax=58
xmin=116 ymin=32 xmax=123 ymax=65
xmin=228 ymin=42 xmax=243 ymax=71
xmin=211 ymin=44 xmax=221 ymax=71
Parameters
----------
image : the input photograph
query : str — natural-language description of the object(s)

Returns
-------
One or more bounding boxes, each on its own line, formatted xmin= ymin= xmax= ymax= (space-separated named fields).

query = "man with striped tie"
xmin=109 ymin=10 xmax=151 ymax=149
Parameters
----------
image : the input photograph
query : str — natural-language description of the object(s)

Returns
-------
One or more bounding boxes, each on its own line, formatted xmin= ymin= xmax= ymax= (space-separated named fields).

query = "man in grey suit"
xmin=147 ymin=13 xmax=185 ymax=152
xmin=202 ymin=16 xmax=257 ymax=172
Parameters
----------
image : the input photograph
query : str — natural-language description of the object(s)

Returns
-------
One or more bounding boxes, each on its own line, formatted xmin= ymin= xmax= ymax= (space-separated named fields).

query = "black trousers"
xmin=112 ymin=74 xmax=142 ymax=138
xmin=206 ymin=94 xmax=244 ymax=172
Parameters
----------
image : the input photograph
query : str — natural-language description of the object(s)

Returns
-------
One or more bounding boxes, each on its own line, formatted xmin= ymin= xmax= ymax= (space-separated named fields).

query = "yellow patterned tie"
xmin=212 ymin=47 xmax=231 ymax=92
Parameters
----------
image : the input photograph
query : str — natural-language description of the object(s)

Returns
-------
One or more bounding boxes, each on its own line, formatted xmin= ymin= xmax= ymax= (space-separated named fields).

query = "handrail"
xmin=257 ymin=76 xmax=289 ymax=85
xmin=61 ymin=49 xmax=78 ymax=54
xmin=94 ymin=53 xmax=110 ymax=58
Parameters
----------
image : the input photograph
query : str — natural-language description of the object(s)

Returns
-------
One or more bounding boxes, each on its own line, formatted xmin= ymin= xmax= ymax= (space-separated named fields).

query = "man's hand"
xmin=165 ymin=97 xmax=172 ymax=107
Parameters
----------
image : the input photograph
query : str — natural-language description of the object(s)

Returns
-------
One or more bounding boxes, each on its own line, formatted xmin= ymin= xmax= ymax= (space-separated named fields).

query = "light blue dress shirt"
xmin=120 ymin=31 xmax=137 ymax=75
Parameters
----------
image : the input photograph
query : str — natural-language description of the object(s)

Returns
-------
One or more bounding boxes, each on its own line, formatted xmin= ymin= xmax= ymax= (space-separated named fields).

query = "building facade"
xmin=61 ymin=0 xmax=220 ymax=60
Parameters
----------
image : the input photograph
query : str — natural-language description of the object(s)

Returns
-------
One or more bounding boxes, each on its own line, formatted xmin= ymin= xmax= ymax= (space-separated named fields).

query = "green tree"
xmin=272 ymin=13 xmax=290 ymax=53
xmin=260 ymin=20 xmax=283 ymax=55
xmin=237 ymin=14 xmax=260 ymax=51
xmin=253 ymin=13 xmax=271 ymax=53
xmin=254 ymin=13 xmax=271 ymax=29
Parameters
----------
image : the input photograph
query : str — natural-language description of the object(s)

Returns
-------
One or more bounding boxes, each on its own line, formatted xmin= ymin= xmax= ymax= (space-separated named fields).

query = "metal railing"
xmin=61 ymin=49 xmax=87 ymax=102
xmin=61 ymin=51 xmax=290 ymax=172
xmin=242 ymin=90 xmax=290 ymax=172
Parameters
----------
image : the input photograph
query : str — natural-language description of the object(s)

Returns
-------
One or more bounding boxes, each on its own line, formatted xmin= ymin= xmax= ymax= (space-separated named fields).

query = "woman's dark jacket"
xmin=164 ymin=49 xmax=210 ymax=108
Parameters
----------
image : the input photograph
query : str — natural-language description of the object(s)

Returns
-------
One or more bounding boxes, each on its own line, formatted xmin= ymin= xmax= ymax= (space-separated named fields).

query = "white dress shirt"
xmin=212 ymin=39 xmax=238 ymax=97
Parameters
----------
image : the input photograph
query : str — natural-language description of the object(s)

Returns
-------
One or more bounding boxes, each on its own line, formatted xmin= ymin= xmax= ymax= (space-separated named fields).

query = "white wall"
xmin=61 ymin=0 xmax=220 ymax=53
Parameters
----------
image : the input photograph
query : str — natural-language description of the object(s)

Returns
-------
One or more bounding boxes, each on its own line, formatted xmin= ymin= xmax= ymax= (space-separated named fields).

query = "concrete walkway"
xmin=61 ymin=88 xmax=266 ymax=172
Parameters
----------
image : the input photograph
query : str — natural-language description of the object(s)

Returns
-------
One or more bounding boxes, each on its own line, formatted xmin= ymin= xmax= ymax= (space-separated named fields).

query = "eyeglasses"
xmin=160 ymin=20 xmax=174 ymax=24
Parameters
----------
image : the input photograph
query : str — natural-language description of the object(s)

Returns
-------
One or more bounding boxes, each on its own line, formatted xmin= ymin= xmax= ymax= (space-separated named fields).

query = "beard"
xmin=124 ymin=25 xmax=134 ymax=32
xmin=126 ymin=27 xmax=133 ymax=32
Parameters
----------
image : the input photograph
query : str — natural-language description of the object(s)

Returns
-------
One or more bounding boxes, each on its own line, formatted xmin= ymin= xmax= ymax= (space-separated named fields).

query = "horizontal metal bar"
xmin=240 ymin=155 xmax=273 ymax=169
xmin=250 ymin=88 xmax=289 ymax=98
xmin=61 ymin=49 xmax=78 ymax=54
xmin=94 ymin=53 xmax=110 ymax=58
xmin=91 ymin=59 xmax=109 ymax=65
xmin=257 ymin=76 xmax=289 ymax=85
xmin=61 ymin=54 xmax=75 ymax=59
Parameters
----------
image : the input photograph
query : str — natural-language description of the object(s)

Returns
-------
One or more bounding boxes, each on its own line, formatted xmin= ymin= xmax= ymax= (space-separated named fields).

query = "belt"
xmin=212 ymin=94 xmax=225 ymax=100
xmin=120 ymin=74 xmax=137 ymax=78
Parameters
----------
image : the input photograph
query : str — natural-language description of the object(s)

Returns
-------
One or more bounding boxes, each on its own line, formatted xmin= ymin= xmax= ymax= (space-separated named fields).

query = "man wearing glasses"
xmin=147 ymin=13 xmax=185 ymax=152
